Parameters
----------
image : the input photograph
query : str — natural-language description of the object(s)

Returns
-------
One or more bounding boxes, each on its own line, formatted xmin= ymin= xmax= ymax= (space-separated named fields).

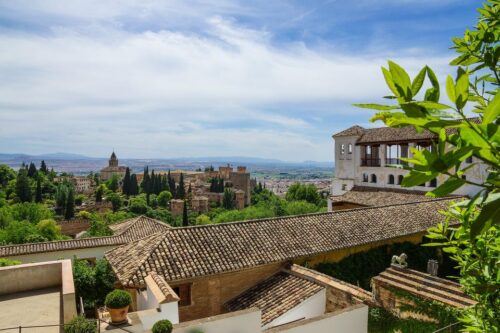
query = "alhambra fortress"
xmin=0 ymin=123 xmax=484 ymax=332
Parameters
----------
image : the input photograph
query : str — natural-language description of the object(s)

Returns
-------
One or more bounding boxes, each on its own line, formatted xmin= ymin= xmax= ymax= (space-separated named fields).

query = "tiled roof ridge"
xmin=169 ymin=196 xmax=460 ymax=231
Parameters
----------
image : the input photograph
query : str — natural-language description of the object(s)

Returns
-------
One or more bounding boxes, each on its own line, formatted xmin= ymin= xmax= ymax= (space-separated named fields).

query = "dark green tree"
xmin=130 ymin=174 xmax=139 ymax=195
xmin=222 ymin=188 xmax=234 ymax=209
xmin=15 ymin=168 xmax=32 ymax=202
xmin=35 ymin=177 xmax=42 ymax=203
xmin=39 ymin=160 xmax=48 ymax=174
xmin=177 ymin=173 xmax=186 ymax=199
xmin=64 ymin=188 xmax=75 ymax=219
xmin=182 ymin=200 xmax=189 ymax=226
xmin=0 ymin=164 xmax=16 ymax=187
xmin=107 ymin=192 xmax=122 ymax=212
xmin=27 ymin=162 xmax=37 ymax=178
xmin=106 ymin=175 xmax=119 ymax=192
xmin=122 ymin=167 xmax=131 ymax=196
xmin=141 ymin=167 xmax=150 ymax=194
xmin=95 ymin=184 xmax=104 ymax=203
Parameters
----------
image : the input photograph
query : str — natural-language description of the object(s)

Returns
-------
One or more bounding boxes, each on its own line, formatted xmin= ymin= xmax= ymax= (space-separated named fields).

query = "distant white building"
xmin=330 ymin=123 xmax=487 ymax=198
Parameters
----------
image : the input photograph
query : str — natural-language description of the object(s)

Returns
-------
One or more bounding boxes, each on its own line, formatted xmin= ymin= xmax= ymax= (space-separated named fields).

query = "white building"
xmin=330 ymin=124 xmax=487 ymax=199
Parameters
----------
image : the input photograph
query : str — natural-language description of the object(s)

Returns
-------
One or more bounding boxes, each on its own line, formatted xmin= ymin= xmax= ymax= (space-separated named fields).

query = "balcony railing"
xmin=385 ymin=158 xmax=406 ymax=166
xmin=361 ymin=158 xmax=380 ymax=167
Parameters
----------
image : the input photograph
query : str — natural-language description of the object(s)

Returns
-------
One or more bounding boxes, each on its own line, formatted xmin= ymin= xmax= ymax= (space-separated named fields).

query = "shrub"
xmin=0 ymin=258 xmax=21 ymax=267
xmin=65 ymin=316 xmax=96 ymax=333
xmin=105 ymin=289 xmax=132 ymax=309
xmin=152 ymin=320 xmax=173 ymax=333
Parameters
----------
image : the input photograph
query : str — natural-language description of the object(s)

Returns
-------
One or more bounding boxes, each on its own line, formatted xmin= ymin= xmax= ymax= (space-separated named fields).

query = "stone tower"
xmin=109 ymin=151 xmax=118 ymax=167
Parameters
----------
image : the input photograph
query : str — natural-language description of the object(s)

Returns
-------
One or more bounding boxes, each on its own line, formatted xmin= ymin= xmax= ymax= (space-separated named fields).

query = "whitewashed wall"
xmin=264 ymin=289 xmax=326 ymax=329
xmin=173 ymin=308 xmax=261 ymax=333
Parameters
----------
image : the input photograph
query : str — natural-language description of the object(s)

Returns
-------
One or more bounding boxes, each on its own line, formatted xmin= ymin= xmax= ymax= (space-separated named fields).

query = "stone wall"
xmin=171 ymin=199 xmax=184 ymax=217
xmin=58 ymin=219 xmax=90 ymax=237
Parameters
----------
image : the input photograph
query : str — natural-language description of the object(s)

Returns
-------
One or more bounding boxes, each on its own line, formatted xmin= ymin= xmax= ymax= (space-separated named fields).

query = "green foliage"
xmin=355 ymin=3 xmax=499 ymax=331
xmin=129 ymin=195 xmax=148 ymax=214
xmin=8 ymin=202 xmax=53 ymax=224
xmin=15 ymin=168 xmax=32 ymax=202
xmin=105 ymin=289 xmax=132 ymax=309
xmin=95 ymin=184 xmax=105 ymax=203
xmin=182 ymin=200 xmax=189 ymax=226
xmin=106 ymin=192 xmax=123 ymax=212
xmin=36 ymin=219 xmax=62 ymax=240
xmin=65 ymin=187 xmax=75 ymax=219
xmin=152 ymin=320 xmax=173 ymax=333
xmin=0 ymin=258 xmax=21 ymax=267
xmin=368 ymin=307 xmax=442 ymax=333
xmin=195 ymin=214 xmax=211 ymax=225
xmin=0 ymin=165 xmax=16 ymax=188
xmin=75 ymin=194 xmax=86 ymax=206
xmin=222 ymin=188 xmax=235 ymax=209
xmin=285 ymin=183 xmax=321 ymax=205
xmin=106 ymin=174 xmax=120 ymax=192
xmin=73 ymin=258 xmax=115 ymax=309
xmin=157 ymin=190 xmax=172 ymax=208
xmin=314 ymin=242 xmax=457 ymax=290
xmin=64 ymin=316 xmax=96 ymax=333
xmin=83 ymin=218 xmax=113 ymax=237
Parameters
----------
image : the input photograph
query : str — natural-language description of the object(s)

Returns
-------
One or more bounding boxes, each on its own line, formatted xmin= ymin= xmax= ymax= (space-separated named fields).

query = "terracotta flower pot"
xmin=108 ymin=305 xmax=129 ymax=324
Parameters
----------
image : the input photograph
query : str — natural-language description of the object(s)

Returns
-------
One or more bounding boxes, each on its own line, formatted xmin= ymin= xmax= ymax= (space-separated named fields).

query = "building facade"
xmin=100 ymin=151 xmax=127 ymax=181
xmin=331 ymin=124 xmax=487 ymax=198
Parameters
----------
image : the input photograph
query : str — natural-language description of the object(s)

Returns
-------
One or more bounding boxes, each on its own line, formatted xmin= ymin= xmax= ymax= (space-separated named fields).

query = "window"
xmin=370 ymin=174 xmax=377 ymax=183
xmin=363 ymin=173 xmax=368 ymax=182
xmin=173 ymin=284 xmax=191 ymax=306
xmin=398 ymin=175 xmax=404 ymax=185
xmin=340 ymin=144 xmax=345 ymax=155
xmin=462 ymin=175 xmax=467 ymax=180
xmin=429 ymin=178 xmax=437 ymax=187
xmin=348 ymin=143 xmax=353 ymax=154
xmin=388 ymin=175 xmax=395 ymax=185
xmin=342 ymin=184 xmax=347 ymax=191
xmin=466 ymin=156 xmax=473 ymax=163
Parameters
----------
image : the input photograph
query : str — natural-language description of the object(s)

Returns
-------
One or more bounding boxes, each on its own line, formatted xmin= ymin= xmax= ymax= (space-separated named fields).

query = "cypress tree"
xmin=40 ymin=160 xmax=48 ymax=174
xmin=182 ymin=200 xmax=189 ymax=227
xmin=65 ymin=188 xmax=75 ymax=219
xmin=130 ymin=174 xmax=139 ymax=195
xmin=177 ymin=173 xmax=186 ymax=199
xmin=222 ymin=188 xmax=234 ymax=209
xmin=150 ymin=170 xmax=156 ymax=195
xmin=15 ymin=168 xmax=32 ymax=202
xmin=168 ymin=170 xmax=175 ymax=194
xmin=141 ymin=167 xmax=150 ymax=194
xmin=27 ymin=162 xmax=37 ymax=177
xmin=35 ymin=177 xmax=42 ymax=203
xmin=123 ymin=167 xmax=131 ymax=196
xmin=218 ymin=178 xmax=224 ymax=193
xmin=95 ymin=185 xmax=104 ymax=203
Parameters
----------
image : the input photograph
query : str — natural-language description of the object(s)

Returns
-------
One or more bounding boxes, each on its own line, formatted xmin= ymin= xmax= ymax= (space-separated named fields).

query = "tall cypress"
xmin=16 ymin=168 xmax=32 ymax=202
xmin=182 ymin=200 xmax=189 ymax=227
xmin=35 ymin=178 xmax=42 ymax=203
xmin=40 ymin=160 xmax=48 ymax=174
xmin=168 ymin=170 xmax=175 ymax=194
xmin=130 ymin=174 xmax=139 ymax=195
xmin=141 ymin=166 xmax=150 ymax=194
xmin=65 ymin=188 xmax=75 ymax=219
xmin=177 ymin=173 xmax=186 ymax=199
xmin=123 ymin=167 xmax=131 ymax=196
xmin=27 ymin=162 xmax=37 ymax=178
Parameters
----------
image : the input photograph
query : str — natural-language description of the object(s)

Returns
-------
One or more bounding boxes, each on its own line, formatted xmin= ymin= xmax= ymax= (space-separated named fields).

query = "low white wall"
xmin=267 ymin=304 xmax=368 ymax=333
xmin=265 ymin=289 xmax=326 ymax=329
xmin=6 ymin=245 xmax=116 ymax=263
xmin=173 ymin=308 xmax=261 ymax=333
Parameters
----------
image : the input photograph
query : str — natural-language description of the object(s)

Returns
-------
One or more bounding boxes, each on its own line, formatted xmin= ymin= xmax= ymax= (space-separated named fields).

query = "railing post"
xmin=18 ymin=326 xmax=21 ymax=333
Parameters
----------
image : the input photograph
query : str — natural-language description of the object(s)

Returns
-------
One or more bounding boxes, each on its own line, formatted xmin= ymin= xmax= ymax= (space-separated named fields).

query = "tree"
xmin=157 ymin=191 xmax=172 ymax=208
xmin=222 ymin=188 xmax=234 ymax=209
xmin=15 ymin=168 xmax=32 ymax=202
xmin=285 ymin=183 xmax=320 ymax=205
xmin=141 ymin=167 xmax=150 ymax=194
xmin=39 ymin=160 xmax=48 ymax=174
xmin=107 ymin=192 xmax=122 ymax=212
xmin=182 ymin=200 xmax=189 ymax=226
xmin=122 ymin=167 xmax=131 ymax=196
xmin=195 ymin=214 xmax=211 ymax=225
xmin=27 ymin=162 xmax=37 ymax=178
xmin=177 ymin=173 xmax=186 ymax=199
xmin=64 ymin=188 xmax=75 ymax=219
xmin=95 ymin=184 xmax=105 ymax=203
xmin=35 ymin=178 xmax=42 ymax=203
xmin=36 ymin=219 xmax=62 ymax=240
xmin=130 ymin=174 xmax=139 ymax=195
xmin=106 ymin=174 xmax=119 ymax=192
xmin=0 ymin=165 xmax=16 ymax=188
xmin=129 ymin=195 xmax=148 ymax=214
xmin=355 ymin=2 xmax=499 ymax=330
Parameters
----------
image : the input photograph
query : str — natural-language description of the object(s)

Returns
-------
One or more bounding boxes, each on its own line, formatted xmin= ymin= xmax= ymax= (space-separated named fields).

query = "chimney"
xmin=427 ymin=259 xmax=439 ymax=276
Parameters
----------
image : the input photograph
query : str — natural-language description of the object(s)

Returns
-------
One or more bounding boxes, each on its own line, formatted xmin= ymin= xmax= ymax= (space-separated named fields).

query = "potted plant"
xmin=105 ymin=289 xmax=132 ymax=324
xmin=152 ymin=320 xmax=173 ymax=333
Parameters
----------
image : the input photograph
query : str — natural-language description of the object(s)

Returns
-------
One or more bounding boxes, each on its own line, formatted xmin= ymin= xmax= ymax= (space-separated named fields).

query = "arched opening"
xmin=388 ymin=174 xmax=395 ymax=185
xmin=370 ymin=174 xmax=377 ymax=183
xmin=429 ymin=178 xmax=437 ymax=187
xmin=362 ymin=173 xmax=368 ymax=182
xmin=398 ymin=175 xmax=404 ymax=185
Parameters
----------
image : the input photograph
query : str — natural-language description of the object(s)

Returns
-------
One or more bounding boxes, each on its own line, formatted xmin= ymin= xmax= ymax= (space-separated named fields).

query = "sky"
xmin=0 ymin=0 xmax=480 ymax=162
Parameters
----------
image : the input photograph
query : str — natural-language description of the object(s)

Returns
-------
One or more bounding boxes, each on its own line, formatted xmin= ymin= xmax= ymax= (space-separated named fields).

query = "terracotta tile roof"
xmin=146 ymin=272 xmax=180 ymax=303
xmin=330 ymin=187 xmax=455 ymax=207
xmin=105 ymin=198 xmax=459 ymax=288
xmin=373 ymin=265 xmax=476 ymax=308
xmin=332 ymin=125 xmax=366 ymax=137
xmin=225 ymin=271 xmax=324 ymax=326
xmin=0 ymin=216 xmax=170 ymax=257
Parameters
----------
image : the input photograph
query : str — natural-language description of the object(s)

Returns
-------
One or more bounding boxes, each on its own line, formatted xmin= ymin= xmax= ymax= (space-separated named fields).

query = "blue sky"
xmin=0 ymin=0 xmax=480 ymax=161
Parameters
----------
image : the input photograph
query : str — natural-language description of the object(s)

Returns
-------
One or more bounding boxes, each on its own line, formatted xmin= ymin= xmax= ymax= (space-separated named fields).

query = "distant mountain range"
xmin=0 ymin=152 xmax=333 ymax=175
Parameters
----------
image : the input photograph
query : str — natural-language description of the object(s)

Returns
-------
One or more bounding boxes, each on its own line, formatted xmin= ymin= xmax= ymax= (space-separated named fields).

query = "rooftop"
xmin=225 ymin=270 xmax=323 ymax=326
xmin=0 ymin=215 xmax=170 ymax=257
xmin=373 ymin=265 xmax=476 ymax=308
xmin=105 ymin=198 xmax=458 ymax=287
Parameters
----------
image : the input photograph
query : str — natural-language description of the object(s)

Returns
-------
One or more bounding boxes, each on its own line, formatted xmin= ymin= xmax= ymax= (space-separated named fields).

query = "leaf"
xmin=414 ymin=101 xmax=453 ymax=110
xmin=382 ymin=67 xmax=399 ymax=97
xmin=470 ymin=196 xmax=500 ymax=239
xmin=425 ymin=67 xmax=440 ymax=102
xmin=483 ymin=90 xmax=500 ymax=124
xmin=446 ymin=75 xmax=456 ymax=103
xmin=388 ymin=61 xmax=412 ymax=100
xmin=455 ymin=71 xmax=469 ymax=109
xmin=401 ymin=171 xmax=436 ymax=187
xmin=427 ymin=177 xmax=465 ymax=197
xmin=353 ymin=104 xmax=399 ymax=110
xmin=411 ymin=67 xmax=426 ymax=96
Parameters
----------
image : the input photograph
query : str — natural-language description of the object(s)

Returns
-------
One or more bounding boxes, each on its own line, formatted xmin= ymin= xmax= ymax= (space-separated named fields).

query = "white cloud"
xmin=0 ymin=7 xmax=453 ymax=161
